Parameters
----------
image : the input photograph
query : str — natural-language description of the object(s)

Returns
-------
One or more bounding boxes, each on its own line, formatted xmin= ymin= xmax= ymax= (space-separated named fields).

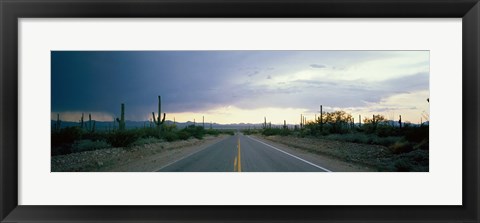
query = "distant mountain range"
xmin=51 ymin=119 xmax=428 ymax=131
xmin=51 ymin=120 xmax=269 ymax=131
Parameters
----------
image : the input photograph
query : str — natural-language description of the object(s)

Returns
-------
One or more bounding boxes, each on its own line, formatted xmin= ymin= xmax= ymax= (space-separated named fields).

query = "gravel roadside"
xmin=51 ymin=135 xmax=230 ymax=172
xmin=250 ymin=135 xmax=374 ymax=172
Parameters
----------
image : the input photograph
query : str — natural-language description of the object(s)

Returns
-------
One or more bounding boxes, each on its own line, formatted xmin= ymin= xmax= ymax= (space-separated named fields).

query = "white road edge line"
xmin=154 ymin=136 xmax=229 ymax=172
xmin=246 ymin=135 xmax=332 ymax=172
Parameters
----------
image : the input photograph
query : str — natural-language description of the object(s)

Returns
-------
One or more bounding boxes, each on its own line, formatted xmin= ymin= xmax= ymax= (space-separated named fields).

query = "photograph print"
xmin=51 ymin=51 xmax=429 ymax=172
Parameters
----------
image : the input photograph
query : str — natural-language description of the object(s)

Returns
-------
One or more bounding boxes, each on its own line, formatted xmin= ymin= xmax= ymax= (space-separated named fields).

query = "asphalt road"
xmin=158 ymin=133 xmax=331 ymax=172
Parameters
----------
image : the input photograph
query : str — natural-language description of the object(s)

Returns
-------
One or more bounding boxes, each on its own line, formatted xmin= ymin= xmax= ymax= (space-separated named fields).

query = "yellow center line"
xmin=237 ymin=137 xmax=241 ymax=172
xmin=234 ymin=157 xmax=238 ymax=171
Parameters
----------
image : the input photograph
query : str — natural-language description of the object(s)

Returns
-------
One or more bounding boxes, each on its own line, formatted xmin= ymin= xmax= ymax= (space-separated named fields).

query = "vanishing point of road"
xmin=157 ymin=133 xmax=331 ymax=172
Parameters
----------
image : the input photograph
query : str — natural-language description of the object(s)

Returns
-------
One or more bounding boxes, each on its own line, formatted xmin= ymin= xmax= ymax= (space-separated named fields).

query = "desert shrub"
xmin=163 ymin=132 xmax=179 ymax=142
xmin=322 ymin=111 xmax=353 ymax=134
xmin=82 ymin=132 xmax=107 ymax=141
xmin=389 ymin=141 xmax=413 ymax=154
xmin=136 ymin=127 xmax=159 ymax=138
xmin=178 ymin=131 xmax=190 ymax=140
xmin=182 ymin=125 xmax=205 ymax=139
xmin=204 ymin=129 xmax=220 ymax=136
xmin=404 ymin=126 xmax=429 ymax=143
xmin=132 ymin=137 xmax=161 ymax=146
xmin=376 ymin=125 xmax=399 ymax=137
xmin=414 ymin=139 xmax=429 ymax=150
xmin=262 ymin=128 xmax=291 ymax=136
xmin=323 ymin=133 xmax=402 ymax=147
xmin=51 ymin=146 xmax=71 ymax=156
xmin=163 ymin=123 xmax=178 ymax=132
xmin=324 ymin=133 xmax=369 ymax=144
xmin=262 ymin=128 xmax=280 ymax=136
xmin=107 ymin=130 xmax=139 ymax=147
xmin=51 ymin=126 xmax=83 ymax=148
xmin=51 ymin=126 xmax=84 ymax=156
xmin=242 ymin=129 xmax=259 ymax=135
xmin=221 ymin=130 xmax=235 ymax=135
xmin=392 ymin=149 xmax=429 ymax=172
xmin=71 ymin=139 xmax=111 ymax=153
xmin=371 ymin=136 xmax=403 ymax=147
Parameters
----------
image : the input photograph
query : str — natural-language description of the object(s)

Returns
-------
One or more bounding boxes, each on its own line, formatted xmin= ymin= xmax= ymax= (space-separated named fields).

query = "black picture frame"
xmin=1 ymin=0 xmax=479 ymax=222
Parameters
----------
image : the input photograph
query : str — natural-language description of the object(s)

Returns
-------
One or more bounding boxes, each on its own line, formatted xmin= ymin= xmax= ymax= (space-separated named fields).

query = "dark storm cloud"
xmin=51 ymin=51 xmax=429 ymax=121
xmin=51 ymin=51 xmax=235 ymax=119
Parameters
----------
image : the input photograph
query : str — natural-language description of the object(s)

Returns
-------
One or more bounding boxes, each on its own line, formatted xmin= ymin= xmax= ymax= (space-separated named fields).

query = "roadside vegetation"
xmin=52 ymin=124 xmax=234 ymax=156
xmin=242 ymin=109 xmax=429 ymax=172
xmin=51 ymin=95 xmax=234 ymax=156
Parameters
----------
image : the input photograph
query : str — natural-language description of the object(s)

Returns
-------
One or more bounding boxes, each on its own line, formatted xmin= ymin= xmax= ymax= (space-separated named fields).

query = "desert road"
xmin=157 ymin=133 xmax=332 ymax=172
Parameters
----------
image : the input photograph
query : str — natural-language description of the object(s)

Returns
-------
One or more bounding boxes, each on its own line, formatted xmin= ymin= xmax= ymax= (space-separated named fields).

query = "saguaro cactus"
xmin=152 ymin=96 xmax=166 ymax=134
xmin=88 ymin=113 xmax=96 ymax=133
xmin=399 ymin=115 xmax=402 ymax=128
xmin=116 ymin=103 xmax=126 ymax=131
xmin=320 ymin=105 xmax=323 ymax=131
xmin=283 ymin=120 xmax=287 ymax=129
xmin=54 ymin=113 xmax=61 ymax=132
xmin=80 ymin=113 xmax=84 ymax=128
xmin=300 ymin=114 xmax=303 ymax=129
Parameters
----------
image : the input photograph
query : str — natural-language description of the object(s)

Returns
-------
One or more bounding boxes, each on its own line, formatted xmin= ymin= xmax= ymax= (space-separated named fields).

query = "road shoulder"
xmin=248 ymin=134 xmax=373 ymax=172
xmin=110 ymin=134 xmax=231 ymax=172
xmin=51 ymin=134 xmax=231 ymax=172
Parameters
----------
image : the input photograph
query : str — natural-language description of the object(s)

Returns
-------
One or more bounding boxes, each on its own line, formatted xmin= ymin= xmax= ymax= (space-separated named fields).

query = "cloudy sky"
xmin=51 ymin=51 xmax=429 ymax=125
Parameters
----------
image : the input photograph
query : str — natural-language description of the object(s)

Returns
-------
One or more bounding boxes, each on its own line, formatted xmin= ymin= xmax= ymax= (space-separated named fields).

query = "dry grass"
xmin=262 ymin=135 xmax=428 ymax=172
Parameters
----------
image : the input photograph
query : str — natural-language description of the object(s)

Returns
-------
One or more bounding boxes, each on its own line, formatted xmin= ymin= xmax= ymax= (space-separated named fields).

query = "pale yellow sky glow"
xmin=337 ymin=90 xmax=430 ymax=124
xmin=51 ymin=112 xmax=114 ymax=122
xmin=53 ymin=89 xmax=429 ymax=124
xmin=167 ymin=107 xmax=308 ymax=125
xmin=145 ymin=89 xmax=429 ymax=125
xmin=165 ymin=91 xmax=429 ymax=125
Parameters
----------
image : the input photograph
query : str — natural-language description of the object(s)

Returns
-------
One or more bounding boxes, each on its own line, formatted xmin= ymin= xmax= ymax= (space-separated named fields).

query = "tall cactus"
xmin=54 ymin=113 xmax=61 ymax=132
xmin=399 ymin=115 xmax=402 ymax=128
xmin=152 ymin=96 xmax=166 ymax=134
xmin=300 ymin=114 xmax=303 ymax=129
xmin=116 ymin=103 xmax=126 ymax=131
xmin=88 ymin=113 xmax=96 ymax=133
xmin=80 ymin=113 xmax=84 ymax=128
xmin=320 ymin=105 xmax=323 ymax=131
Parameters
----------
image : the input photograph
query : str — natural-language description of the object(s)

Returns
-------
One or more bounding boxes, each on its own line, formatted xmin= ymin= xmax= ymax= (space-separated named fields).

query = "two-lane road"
xmin=158 ymin=133 xmax=331 ymax=172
